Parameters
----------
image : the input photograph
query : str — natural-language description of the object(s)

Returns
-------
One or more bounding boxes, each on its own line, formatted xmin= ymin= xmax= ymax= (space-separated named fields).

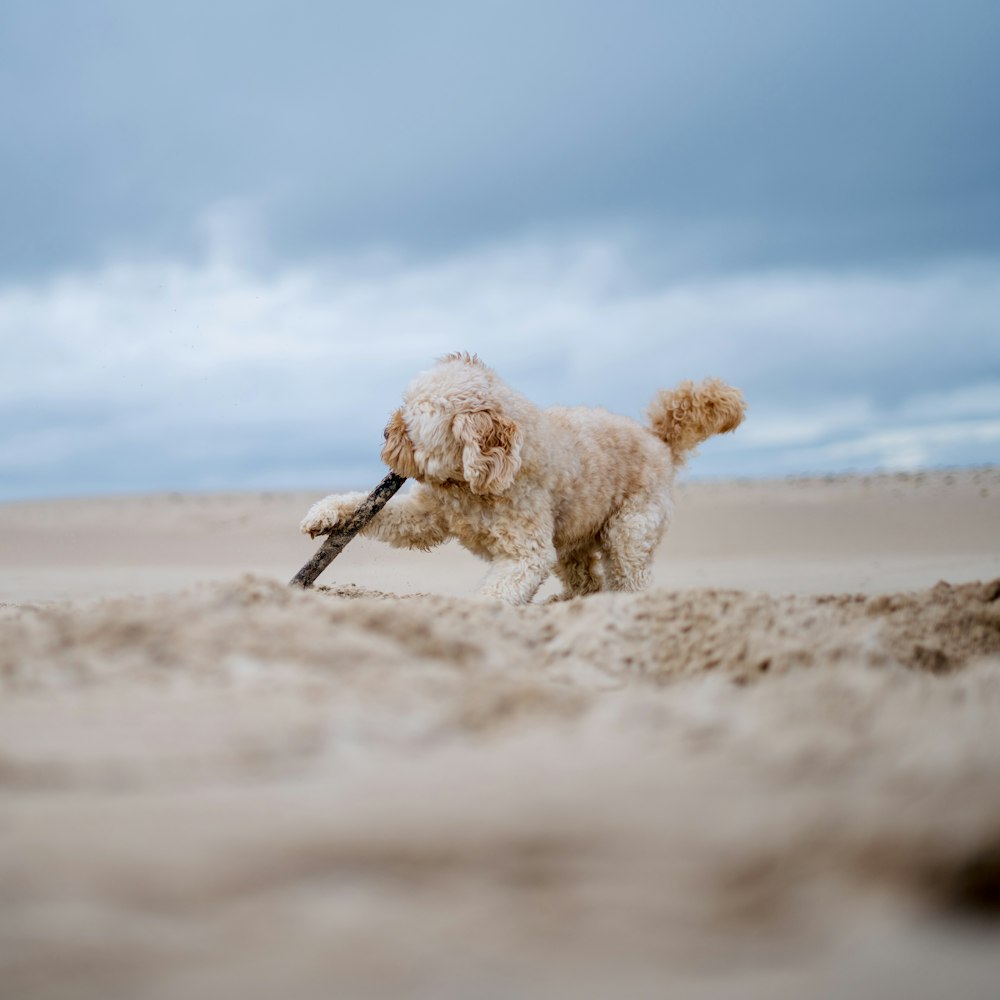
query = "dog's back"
xmin=540 ymin=406 xmax=671 ymax=548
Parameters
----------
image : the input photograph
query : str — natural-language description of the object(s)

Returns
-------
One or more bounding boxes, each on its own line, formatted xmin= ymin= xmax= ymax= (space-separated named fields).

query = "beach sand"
xmin=2 ymin=469 xmax=999 ymax=999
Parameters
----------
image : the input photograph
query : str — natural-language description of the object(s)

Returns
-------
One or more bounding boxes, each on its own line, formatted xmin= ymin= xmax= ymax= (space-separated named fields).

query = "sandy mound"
xmin=2 ymin=577 xmax=1000 ymax=999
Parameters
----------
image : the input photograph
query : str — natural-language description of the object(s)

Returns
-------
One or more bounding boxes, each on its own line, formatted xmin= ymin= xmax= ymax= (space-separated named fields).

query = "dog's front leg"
xmin=478 ymin=541 xmax=556 ymax=606
xmin=301 ymin=486 xmax=448 ymax=551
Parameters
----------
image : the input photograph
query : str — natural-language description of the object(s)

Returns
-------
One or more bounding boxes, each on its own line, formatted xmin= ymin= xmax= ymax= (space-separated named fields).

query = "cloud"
xmin=1 ymin=222 xmax=998 ymax=498
xmin=1 ymin=1 xmax=998 ymax=276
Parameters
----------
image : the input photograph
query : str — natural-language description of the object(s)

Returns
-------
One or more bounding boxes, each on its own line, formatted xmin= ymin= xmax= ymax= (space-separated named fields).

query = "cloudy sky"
xmin=1 ymin=0 xmax=998 ymax=499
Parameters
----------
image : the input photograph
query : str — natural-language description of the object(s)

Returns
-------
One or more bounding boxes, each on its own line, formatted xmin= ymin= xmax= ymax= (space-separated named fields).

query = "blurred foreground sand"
xmin=1 ymin=470 xmax=999 ymax=999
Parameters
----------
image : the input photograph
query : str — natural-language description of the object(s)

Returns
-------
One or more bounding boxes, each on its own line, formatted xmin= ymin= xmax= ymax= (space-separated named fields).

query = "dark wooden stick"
xmin=289 ymin=472 xmax=407 ymax=589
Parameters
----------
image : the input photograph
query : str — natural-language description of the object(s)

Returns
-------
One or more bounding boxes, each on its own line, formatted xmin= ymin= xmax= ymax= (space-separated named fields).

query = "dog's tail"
xmin=647 ymin=378 xmax=746 ymax=465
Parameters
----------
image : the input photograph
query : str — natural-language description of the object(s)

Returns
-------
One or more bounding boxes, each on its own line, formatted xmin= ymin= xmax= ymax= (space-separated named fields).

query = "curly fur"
xmin=647 ymin=378 xmax=747 ymax=466
xmin=381 ymin=409 xmax=421 ymax=479
xmin=452 ymin=408 xmax=523 ymax=494
xmin=302 ymin=355 xmax=746 ymax=605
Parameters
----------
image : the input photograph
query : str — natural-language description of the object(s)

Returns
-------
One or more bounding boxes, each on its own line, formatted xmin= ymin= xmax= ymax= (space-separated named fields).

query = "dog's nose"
xmin=383 ymin=426 xmax=390 ymax=440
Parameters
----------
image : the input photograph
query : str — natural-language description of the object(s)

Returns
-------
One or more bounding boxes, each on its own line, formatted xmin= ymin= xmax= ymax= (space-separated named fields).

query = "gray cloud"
xmin=1 ymin=1 xmax=998 ymax=277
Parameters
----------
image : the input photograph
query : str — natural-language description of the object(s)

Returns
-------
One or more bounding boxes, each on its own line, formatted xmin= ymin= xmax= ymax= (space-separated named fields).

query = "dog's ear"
xmin=452 ymin=409 xmax=522 ymax=495
xmin=380 ymin=409 xmax=420 ymax=479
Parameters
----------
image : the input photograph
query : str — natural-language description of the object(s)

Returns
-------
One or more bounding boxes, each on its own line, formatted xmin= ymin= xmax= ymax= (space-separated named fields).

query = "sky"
xmin=1 ymin=0 xmax=998 ymax=499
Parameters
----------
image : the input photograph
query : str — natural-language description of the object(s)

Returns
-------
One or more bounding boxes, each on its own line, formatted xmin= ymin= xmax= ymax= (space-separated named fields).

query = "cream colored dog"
xmin=301 ymin=353 xmax=745 ymax=604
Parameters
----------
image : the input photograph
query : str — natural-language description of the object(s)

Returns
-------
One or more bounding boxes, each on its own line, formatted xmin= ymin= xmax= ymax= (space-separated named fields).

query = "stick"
xmin=289 ymin=472 xmax=407 ymax=589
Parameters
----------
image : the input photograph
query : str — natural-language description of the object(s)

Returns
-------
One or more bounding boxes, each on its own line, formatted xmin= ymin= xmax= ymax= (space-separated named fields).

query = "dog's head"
xmin=380 ymin=354 xmax=523 ymax=495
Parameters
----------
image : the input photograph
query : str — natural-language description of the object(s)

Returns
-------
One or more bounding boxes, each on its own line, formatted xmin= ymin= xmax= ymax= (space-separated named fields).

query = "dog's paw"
xmin=299 ymin=492 xmax=367 ymax=538
xmin=544 ymin=592 xmax=574 ymax=604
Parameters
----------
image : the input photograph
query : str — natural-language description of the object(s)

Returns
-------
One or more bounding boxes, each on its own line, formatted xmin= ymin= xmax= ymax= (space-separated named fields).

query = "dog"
xmin=301 ymin=353 xmax=745 ymax=604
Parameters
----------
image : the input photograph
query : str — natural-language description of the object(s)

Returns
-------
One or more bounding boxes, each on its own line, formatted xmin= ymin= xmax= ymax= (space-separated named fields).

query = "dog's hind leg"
xmin=552 ymin=542 xmax=604 ymax=600
xmin=599 ymin=497 xmax=668 ymax=593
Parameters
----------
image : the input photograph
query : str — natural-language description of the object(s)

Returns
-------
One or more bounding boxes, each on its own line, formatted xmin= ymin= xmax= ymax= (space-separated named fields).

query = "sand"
xmin=1 ymin=469 xmax=999 ymax=999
